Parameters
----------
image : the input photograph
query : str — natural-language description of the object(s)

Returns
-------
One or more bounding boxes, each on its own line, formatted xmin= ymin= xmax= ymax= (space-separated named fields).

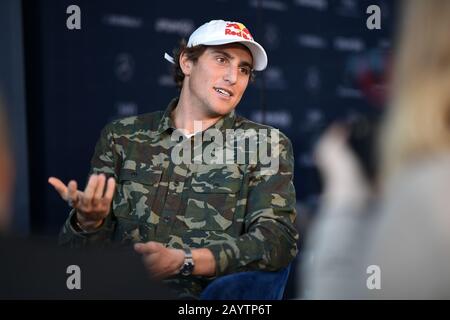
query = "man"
xmin=49 ymin=20 xmax=298 ymax=298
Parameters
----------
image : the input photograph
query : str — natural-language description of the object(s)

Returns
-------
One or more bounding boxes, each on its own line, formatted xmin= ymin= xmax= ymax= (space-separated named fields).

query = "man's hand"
xmin=48 ymin=174 xmax=116 ymax=231
xmin=314 ymin=124 xmax=370 ymax=208
xmin=134 ymin=242 xmax=217 ymax=279
xmin=134 ymin=241 xmax=185 ymax=279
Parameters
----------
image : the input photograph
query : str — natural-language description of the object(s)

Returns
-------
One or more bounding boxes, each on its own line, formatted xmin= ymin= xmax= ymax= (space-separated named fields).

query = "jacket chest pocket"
xmin=184 ymin=164 xmax=243 ymax=231
xmin=113 ymin=164 xmax=162 ymax=222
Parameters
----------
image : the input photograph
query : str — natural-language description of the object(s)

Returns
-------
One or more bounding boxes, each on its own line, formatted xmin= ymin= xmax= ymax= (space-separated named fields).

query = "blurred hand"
xmin=134 ymin=241 xmax=185 ymax=280
xmin=48 ymin=174 xmax=116 ymax=230
xmin=314 ymin=124 xmax=370 ymax=204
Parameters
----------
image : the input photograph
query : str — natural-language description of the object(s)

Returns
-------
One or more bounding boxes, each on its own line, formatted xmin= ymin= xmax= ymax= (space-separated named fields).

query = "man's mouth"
xmin=214 ymin=87 xmax=233 ymax=97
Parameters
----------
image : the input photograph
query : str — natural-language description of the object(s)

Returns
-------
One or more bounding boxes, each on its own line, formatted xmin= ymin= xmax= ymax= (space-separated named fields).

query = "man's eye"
xmin=240 ymin=67 xmax=251 ymax=75
xmin=216 ymin=57 xmax=226 ymax=64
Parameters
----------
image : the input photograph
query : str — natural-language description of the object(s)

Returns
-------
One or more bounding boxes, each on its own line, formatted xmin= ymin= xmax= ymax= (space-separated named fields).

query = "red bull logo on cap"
xmin=225 ymin=22 xmax=253 ymax=41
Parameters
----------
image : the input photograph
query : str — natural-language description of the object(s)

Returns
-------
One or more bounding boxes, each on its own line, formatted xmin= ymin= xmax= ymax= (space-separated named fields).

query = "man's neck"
xmin=172 ymin=97 xmax=223 ymax=135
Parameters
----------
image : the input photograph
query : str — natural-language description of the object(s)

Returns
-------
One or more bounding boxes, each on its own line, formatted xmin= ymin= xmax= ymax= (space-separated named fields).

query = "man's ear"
xmin=179 ymin=51 xmax=193 ymax=76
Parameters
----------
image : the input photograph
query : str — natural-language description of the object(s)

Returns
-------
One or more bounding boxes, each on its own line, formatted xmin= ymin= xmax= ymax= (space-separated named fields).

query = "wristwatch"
xmin=179 ymin=248 xmax=195 ymax=276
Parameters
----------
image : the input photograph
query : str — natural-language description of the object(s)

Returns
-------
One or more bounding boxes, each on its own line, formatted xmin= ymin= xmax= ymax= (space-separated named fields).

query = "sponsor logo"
xmin=305 ymin=66 xmax=321 ymax=94
xmin=114 ymin=53 xmax=135 ymax=82
xmin=336 ymin=86 xmax=363 ymax=99
xmin=263 ymin=67 xmax=288 ymax=90
xmin=334 ymin=37 xmax=365 ymax=52
xmin=336 ymin=0 xmax=359 ymax=18
xmin=158 ymin=74 xmax=176 ymax=87
xmin=297 ymin=34 xmax=327 ymax=49
xmin=250 ymin=110 xmax=292 ymax=128
xmin=225 ymin=22 xmax=253 ymax=41
xmin=249 ymin=0 xmax=288 ymax=11
xmin=264 ymin=24 xmax=280 ymax=50
xmin=299 ymin=108 xmax=325 ymax=133
xmin=103 ymin=14 xmax=143 ymax=29
xmin=154 ymin=18 xmax=194 ymax=36
xmin=116 ymin=102 xmax=138 ymax=117
xmin=294 ymin=0 xmax=328 ymax=11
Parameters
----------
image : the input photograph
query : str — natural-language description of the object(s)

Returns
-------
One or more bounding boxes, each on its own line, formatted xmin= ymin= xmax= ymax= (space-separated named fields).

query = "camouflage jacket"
xmin=59 ymin=98 xmax=299 ymax=298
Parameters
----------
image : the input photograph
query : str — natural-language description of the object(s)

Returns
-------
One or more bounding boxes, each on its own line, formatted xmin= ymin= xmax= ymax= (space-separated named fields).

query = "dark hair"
xmin=171 ymin=39 xmax=255 ymax=89
xmin=172 ymin=39 xmax=207 ymax=89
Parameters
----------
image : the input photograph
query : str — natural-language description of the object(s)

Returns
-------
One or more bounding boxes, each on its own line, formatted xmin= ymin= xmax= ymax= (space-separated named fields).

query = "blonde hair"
xmin=380 ymin=0 xmax=450 ymax=181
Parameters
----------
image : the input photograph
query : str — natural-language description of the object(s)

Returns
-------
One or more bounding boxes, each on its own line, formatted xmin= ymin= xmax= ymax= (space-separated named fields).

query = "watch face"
xmin=180 ymin=262 xmax=194 ymax=276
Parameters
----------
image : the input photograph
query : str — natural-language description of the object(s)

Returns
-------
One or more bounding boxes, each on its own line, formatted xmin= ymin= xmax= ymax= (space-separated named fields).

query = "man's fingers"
xmin=67 ymin=180 xmax=79 ymax=205
xmin=93 ymin=174 xmax=106 ymax=201
xmin=103 ymin=177 xmax=116 ymax=203
xmin=134 ymin=243 xmax=151 ymax=255
xmin=48 ymin=177 xmax=82 ymax=207
xmin=48 ymin=177 xmax=68 ymax=200
xmin=134 ymin=241 xmax=162 ymax=255
xmin=82 ymin=174 xmax=98 ymax=205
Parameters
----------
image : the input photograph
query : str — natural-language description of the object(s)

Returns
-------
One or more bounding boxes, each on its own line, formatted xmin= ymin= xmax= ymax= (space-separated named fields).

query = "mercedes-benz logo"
xmin=115 ymin=53 xmax=135 ymax=82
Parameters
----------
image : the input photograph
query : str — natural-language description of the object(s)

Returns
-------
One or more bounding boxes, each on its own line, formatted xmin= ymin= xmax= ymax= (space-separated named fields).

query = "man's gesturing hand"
xmin=48 ymin=174 xmax=116 ymax=231
xmin=134 ymin=242 xmax=185 ymax=280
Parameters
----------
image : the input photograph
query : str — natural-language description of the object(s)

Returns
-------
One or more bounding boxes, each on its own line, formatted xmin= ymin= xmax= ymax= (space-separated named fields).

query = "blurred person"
xmin=0 ymin=97 xmax=14 ymax=234
xmin=300 ymin=124 xmax=376 ymax=299
xmin=366 ymin=0 xmax=450 ymax=299
xmin=301 ymin=0 xmax=450 ymax=299
xmin=48 ymin=20 xmax=298 ymax=299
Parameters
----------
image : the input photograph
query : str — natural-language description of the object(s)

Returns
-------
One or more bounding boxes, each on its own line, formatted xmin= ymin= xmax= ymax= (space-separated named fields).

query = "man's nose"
xmin=223 ymin=66 xmax=238 ymax=84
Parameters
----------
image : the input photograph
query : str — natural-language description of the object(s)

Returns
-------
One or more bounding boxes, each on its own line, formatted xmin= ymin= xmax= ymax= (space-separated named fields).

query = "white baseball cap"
xmin=164 ymin=19 xmax=268 ymax=71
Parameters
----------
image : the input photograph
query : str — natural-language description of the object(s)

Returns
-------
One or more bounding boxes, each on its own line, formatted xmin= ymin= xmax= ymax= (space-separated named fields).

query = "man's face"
xmin=181 ymin=44 xmax=253 ymax=117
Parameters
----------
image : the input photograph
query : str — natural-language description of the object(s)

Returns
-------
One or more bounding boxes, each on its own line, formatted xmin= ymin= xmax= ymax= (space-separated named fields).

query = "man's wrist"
xmin=179 ymin=247 xmax=195 ymax=276
xmin=191 ymin=248 xmax=216 ymax=277
xmin=74 ymin=211 xmax=104 ymax=233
